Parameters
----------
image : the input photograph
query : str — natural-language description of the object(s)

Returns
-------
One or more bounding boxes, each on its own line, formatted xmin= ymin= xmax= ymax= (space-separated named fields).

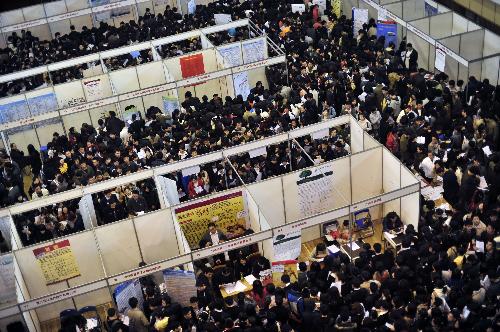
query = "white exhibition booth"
xmin=344 ymin=0 xmax=500 ymax=85
xmin=0 ymin=18 xmax=284 ymax=154
xmin=0 ymin=115 xmax=421 ymax=331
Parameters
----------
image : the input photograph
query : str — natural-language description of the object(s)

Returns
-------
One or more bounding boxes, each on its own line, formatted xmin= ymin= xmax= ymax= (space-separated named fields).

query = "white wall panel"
xmin=134 ymin=209 xmax=180 ymax=264
xmin=95 ymin=219 xmax=142 ymax=275
xmin=351 ymin=147 xmax=382 ymax=203
xmin=247 ymin=177 xmax=286 ymax=228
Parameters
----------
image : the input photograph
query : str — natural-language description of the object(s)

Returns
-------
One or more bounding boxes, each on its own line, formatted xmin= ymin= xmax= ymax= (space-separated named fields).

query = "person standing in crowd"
xmin=126 ymin=297 xmax=149 ymax=332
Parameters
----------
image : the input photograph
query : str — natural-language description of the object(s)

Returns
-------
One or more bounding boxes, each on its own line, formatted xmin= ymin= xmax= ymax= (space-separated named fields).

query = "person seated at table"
xmin=310 ymin=242 xmax=328 ymax=262
xmin=200 ymin=221 xmax=228 ymax=247
xmin=251 ymin=255 xmax=271 ymax=277
xmin=213 ymin=266 xmax=236 ymax=289
xmin=234 ymin=254 xmax=252 ymax=278
xmin=383 ymin=211 xmax=403 ymax=232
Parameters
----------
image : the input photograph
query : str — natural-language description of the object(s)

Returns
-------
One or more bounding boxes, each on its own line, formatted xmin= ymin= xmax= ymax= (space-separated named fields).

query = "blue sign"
xmin=377 ymin=22 xmax=398 ymax=48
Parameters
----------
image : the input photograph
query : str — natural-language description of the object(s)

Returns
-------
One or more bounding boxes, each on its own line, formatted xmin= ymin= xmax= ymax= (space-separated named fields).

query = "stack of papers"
xmin=384 ymin=232 xmax=396 ymax=239
xmin=224 ymin=281 xmax=247 ymax=295
xmin=87 ymin=318 xmax=98 ymax=329
xmin=345 ymin=242 xmax=360 ymax=250
xmin=327 ymin=244 xmax=340 ymax=254
xmin=244 ymin=274 xmax=257 ymax=285
xmin=478 ymin=176 xmax=488 ymax=190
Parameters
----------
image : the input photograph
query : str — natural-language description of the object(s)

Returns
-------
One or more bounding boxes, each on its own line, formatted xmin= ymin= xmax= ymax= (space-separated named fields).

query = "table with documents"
xmin=220 ymin=274 xmax=255 ymax=298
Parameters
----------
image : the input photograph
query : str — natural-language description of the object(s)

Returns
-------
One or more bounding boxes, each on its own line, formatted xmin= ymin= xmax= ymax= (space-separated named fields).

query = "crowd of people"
xmin=0 ymin=1 xmax=256 ymax=97
xmin=0 ymin=0 xmax=498 ymax=331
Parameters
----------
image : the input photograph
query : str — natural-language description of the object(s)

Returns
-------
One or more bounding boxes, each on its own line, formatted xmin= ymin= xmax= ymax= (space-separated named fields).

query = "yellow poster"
xmin=175 ymin=191 xmax=246 ymax=248
xmin=272 ymin=260 xmax=298 ymax=287
xmin=332 ymin=0 xmax=342 ymax=18
xmin=33 ymin=240 xmax=81 ymax=285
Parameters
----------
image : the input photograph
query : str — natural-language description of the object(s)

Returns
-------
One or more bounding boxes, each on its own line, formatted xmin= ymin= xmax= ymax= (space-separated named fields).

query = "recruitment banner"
xmin=175 ymin=191 xmax=246 ymax=248
xmin=377 ymin=21 xmax=397 ymax=47
xmin=33 ymin=240 xmax=81 ymax=285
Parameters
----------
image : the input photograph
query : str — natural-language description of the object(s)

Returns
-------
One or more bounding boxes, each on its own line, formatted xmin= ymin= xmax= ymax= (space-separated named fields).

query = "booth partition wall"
xmin=343 ymin=0 xmax=500 ymax=85
xmin=0 ymin=115 xmax=422 ymax=330
xmin=0 ymin=18 xmax=285 ymax=154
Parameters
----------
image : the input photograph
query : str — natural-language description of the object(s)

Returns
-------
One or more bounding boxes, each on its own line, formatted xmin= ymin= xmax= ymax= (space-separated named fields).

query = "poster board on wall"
xmin=0 ymin=100 xmax=30 ymax=124
xmin=296 ymin=165 xmax=334 ymax=218
xmin=352 ymin=8 xmax=368 ymax=37
xmin=218 ymin=43 xmax=243 ymax=68
xmin=242 ymin=38 xmax=267 ymax=64
xmin=0 ymin=253 xmax=16 ymax=307
xmin=114 ymin=279 xmax=144 ymax=314
xmin=27 ymin=93 xmax=59 ymax=116
xmin=33 ymin=239 xmax=81 ymax=285
xmin=273 ymin=230 xmax=301 ymax=261
xmin=83 ymin=78 xmax=105 ymax=102
xmin=163 ymin=269 xmax=197 ymax=306
xmin=174 ymin=191 xmax=246 ymax=248
xmin=214 ymin=13 xmax=232 ymax=25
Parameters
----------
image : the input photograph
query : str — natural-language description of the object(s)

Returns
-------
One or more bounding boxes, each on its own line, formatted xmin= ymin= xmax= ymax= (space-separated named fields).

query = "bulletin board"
xmin=174 ymin=191 xmax=246 ymax=248
xmin=32 ymin=240 xmax=81 ymax=285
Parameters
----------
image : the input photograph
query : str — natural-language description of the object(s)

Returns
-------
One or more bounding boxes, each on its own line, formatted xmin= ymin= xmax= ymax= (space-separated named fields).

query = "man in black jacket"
xmin=106 ymin=111 xmax=125 ymax=135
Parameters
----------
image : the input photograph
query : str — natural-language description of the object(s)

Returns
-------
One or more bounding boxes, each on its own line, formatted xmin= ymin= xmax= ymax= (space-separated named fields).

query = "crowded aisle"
xmin=0 ymin=1 xmax=498 ymax=332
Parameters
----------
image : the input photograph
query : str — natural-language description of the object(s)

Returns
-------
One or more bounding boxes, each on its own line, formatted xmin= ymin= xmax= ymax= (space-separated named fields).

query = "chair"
xmin=79 ymin=306 xmax=102 ymax=331
xmin=353 ymin=209 xmax=374 ymax=238
xmin=59 ymin=309 xmax=79 ymax=319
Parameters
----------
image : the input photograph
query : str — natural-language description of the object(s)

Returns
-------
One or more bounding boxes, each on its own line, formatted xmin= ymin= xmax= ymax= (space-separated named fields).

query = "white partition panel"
xmin=351 ymin=147 xmax=382 ymax=203
xmin=483 ymin=30 xmax=500 ymax=57
xmin=246 ymin=192 xmax=261 ymax=232
xmin=110 ymin=67 xmax=141 ymax=94
xmin=363 ymin=131 xmax=380 ymax=150
xmin=401 ymin=192 xmax=420 ymax=229
xmin=22 ymin=4 xmax=46 ymax=21
xmin=72 ymin=287 xmax=112 ymax=312
xmin=0 ymin=10 xmax=24 ymax=26
xmin=480 ymin=56 xmax=500 ymax=86
xmin=36 ymin=298 xmax=74 ymax=321
xmin=452 ymin=13 xmax=468 ymax=35
xmin=95 ymin=219 xmax=142 ymax=276
xmin=383 ymin=149 xmax=402 ymax=215
xmin=350 ymin=117 xmax=364 ymax=153
xmin=401 ymin=165 xmax=419 ymax=186
xmin=247 ymin=177 xmax=286 ymax=228
xmin=302 ymin=225 xmax=321 ymax=243
xmin=383 ymin=148 xmax=401 ymax=193
xmin=137 ymin=61 xmax=167 ymax=88
xmin=429 ymin=13 xmax=453 ymax=40
xmin=134 ymin=209 xmax=180 ymax=264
